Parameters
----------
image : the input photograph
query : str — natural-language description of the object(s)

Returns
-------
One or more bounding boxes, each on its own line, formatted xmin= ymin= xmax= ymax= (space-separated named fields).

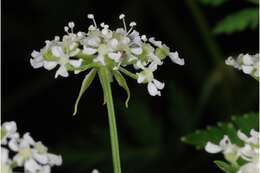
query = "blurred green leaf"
xmin=121 ymin=101 xmax=162 ymax=146
xmin=181 ymin=112 xmax=259 ymax=149
xmin=198 ymin=0 xmax=228 ymax=6
xmin=214 ymin=160 xmax=237 ymax=173
xmin=214 ymin=8 xmax=259 ymax=34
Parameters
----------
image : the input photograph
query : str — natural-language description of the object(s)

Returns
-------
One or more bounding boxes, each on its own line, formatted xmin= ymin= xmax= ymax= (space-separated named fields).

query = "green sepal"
xmin=155 ymin=47 xmax=169 ymax=60
xmin=42 ymin=50 xmax=58 ymax=61
xmin=75 ymin=52 xmax=94 ymax=63
xmin=214 ymin=160 xmax=238 ymax=173
xmin=73 ymin=68 xmax=97 ymax=116
xmin=112 ymin=70 xmax=131 ymax=107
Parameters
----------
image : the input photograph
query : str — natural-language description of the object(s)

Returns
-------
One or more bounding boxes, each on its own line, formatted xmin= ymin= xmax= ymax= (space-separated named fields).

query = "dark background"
xmin=2 ymin=0 xmax=259 ymax=173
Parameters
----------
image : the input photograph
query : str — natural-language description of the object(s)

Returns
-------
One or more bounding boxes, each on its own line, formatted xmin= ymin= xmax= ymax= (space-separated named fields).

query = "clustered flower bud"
xmin=225 ymin=53 xmax=259 ymax=80
xmin=1 ymin=121 xmax=62 ymax=173
xmin=205 ymin=129 xmax=260 ymax=173
xmin=30 ymin=14 xmax=184 ymax=96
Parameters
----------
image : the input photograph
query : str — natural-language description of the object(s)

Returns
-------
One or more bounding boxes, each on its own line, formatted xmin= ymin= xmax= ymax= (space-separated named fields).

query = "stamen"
xmin=68 ymin=22 xmax=75 ymax=33
xmin=127 ymin=22 xmax=136 ymax=35
xmin=64 ymin=26 xmax=69 ymax=34
xmin=119 ymin=14 xmax=127 ymax=32
xmin=87 ymin=14 xmax=97 ymax=28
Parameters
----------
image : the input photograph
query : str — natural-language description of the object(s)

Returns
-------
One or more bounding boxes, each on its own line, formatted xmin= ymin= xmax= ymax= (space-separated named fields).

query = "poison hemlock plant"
xmin=29 ymin=14 xmax=185 ymax=173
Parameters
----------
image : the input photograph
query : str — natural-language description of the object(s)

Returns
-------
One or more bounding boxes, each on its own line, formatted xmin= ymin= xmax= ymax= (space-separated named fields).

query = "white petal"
xmin=87 ymin=38 xmax=99 ymax=47
xmin=94 ymin=55 xmax=105 ymax=65
xmin=31 ymin=50 xmax=41 ymax=58
xmin=131 ymin=47 xmax=143 ymax=55
xmin=24 ymin=159 xmax=41 ymax=172
xmin=83 ymin=47 xmax=97 ymax=55
xmin=243 ymin=54 xmax=253 ymax=65
xmin=41 ymin=165 xmax=51 ymax=173
xmin=169 ymin=52 xmax=185 ymax=65
xmin=23 ymin=133 xmax=35 ymax=146
xmin=47 ymin=154 xmax=62 ymax=166
xmin=109 ymin=39 xmax=118 ymax=47
xmin=237 ymin=130 xmax=249 ymax=142
xmin=147 ymin=82 xmax=161 ymax=96
xmin=205 ymin=142 xmax=223 ymax=153
xmin=148 ymin=61 xmax=158 ymax=71
xmin=69 ymin=59 xmax=82 ymax=68
xmin=43 ymin=61 xmax=58 ymax=70
xmin=30 ymin=58 xmax=44 ymax=69
xmin=238 ymin=163 xmax=259 ymax=173
xmin=33 ymin=152 xmax=48 ymax=164
xmin=135 ymin=60 xmax=145 ymax=69
xmin=137 ymin=74 xmax=145 ymax=83
xmin=69 ymin=48 xmax=80 ymax=57
xmin=150 ymin=54 xmax=162 ymax=65
xmin=149 ymin=37 xmax=162 ymax=48
xmin=55 ymin=66 xmax=69 ymax=78
xmin=242 ymin=65 xmax=253 ymax=74
xmin=51 ymin=46 xmax=65 ymax=58
xmin=108 ymin=52 xmax=121 ymax=62
xmin=1 ymin=147 xmax=9 ymax=163
xmin=3 ymin=121 xmax=17 ymax=134
xmin=152 ymin=79 xmax=165 ymax=90
xmin=8 ymin=138 xmax=19 ymax=151
xmin=13 ymin=154 xmax=24 ymax=166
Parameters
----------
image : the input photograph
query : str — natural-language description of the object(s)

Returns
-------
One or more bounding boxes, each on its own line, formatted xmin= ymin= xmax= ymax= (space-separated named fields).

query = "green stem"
xmin=99 ymin=67 xmax=122 ymax=173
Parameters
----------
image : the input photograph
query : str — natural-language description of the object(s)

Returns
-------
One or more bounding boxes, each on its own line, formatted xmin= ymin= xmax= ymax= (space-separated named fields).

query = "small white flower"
xmin=225 ymin=53 xmax=259 ymax=79
xmin=205 ymin=135 xmax=239 ymax=163
xmin=237 ymin=129 xmax=259 ymax=146
xmin=137 ymin=62 xmax=165 ymax=96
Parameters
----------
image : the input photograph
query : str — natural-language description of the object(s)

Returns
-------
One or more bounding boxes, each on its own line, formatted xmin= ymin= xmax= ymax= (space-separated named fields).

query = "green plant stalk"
xmin=99 ymin=67 xmax=122 ymax=173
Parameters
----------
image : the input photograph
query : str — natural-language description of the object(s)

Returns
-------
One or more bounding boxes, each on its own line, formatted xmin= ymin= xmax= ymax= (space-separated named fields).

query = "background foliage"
xmin=2 ymin=0 xmax=259 ymax=173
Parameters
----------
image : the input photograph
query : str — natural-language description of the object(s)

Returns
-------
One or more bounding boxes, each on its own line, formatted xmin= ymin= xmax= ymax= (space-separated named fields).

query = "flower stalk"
xmin=99 ymin=67 xmax=122 ymax=173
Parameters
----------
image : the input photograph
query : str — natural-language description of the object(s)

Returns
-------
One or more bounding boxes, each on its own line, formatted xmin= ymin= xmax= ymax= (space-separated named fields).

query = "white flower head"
xmin=30 ymin=14 xmax=184 ymax=97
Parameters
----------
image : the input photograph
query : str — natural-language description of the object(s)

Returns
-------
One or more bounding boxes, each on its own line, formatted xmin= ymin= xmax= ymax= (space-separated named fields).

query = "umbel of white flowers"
xmin=225 ymin=53 xmax=259 ymax=81
xmin=1 ymin=121 xmax=62 ymax=173
xmin=205 ymin=129 xmax=260 ymax=173
xmin=30 ymin=14 xmax=184 ymax=102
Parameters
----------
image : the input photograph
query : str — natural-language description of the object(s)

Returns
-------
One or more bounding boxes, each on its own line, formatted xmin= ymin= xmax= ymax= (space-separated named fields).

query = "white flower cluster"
xmin=225 ymin=53 xmax=259 ymax=80
xmin=205 ymin=129 xmax=259 ymax=173
xmin=30 ymin=14 xmax=184 ymax=96
xmin=1 ymin=121 xmax=62 ymax=173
